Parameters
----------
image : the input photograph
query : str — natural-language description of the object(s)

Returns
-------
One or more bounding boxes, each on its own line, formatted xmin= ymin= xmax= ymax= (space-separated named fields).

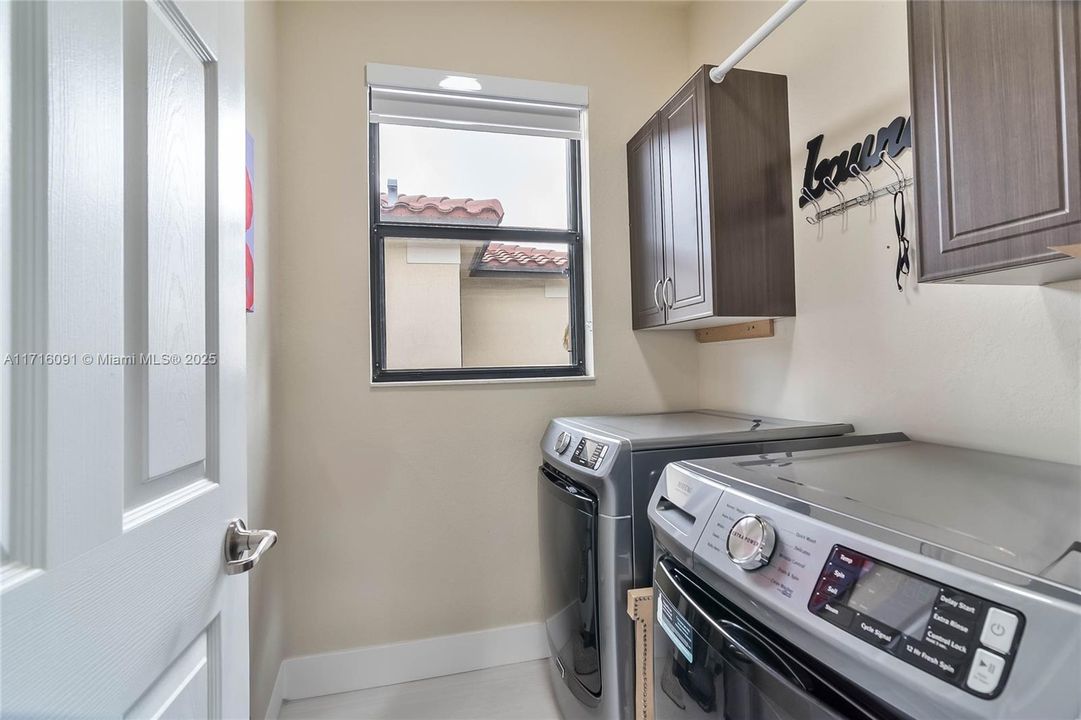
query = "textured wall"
xmin=689 ymin=0 xmax=1080 ymax=465
xmin=272 ymin=1 xmax=698 ymax=660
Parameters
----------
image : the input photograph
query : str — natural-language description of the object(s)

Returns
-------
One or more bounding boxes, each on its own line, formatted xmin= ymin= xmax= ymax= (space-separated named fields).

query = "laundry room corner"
xmin=686 ymin=0 xmax=1081 ymax=465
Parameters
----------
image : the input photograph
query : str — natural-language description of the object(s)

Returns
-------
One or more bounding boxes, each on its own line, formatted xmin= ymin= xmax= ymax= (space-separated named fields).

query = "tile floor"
xmin=279 ymin=659 xmax=561 ymax=720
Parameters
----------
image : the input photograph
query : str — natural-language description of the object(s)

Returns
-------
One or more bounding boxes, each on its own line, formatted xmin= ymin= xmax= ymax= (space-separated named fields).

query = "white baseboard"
xmin=270 ymin=621 xmax=548 ymax=712
xmin=264 ymin=663 xmax=285 ymax=720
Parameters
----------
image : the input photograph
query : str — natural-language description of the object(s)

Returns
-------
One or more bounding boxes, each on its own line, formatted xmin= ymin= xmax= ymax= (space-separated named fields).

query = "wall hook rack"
xmin=801 ymin=151 xmax=913 ymax=224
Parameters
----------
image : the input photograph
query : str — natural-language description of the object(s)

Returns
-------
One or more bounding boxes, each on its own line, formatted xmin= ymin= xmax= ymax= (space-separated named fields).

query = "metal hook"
xmin=848 ymin=163 xmax=875 ymax=205
xmin=800 ymin=187 xmax=822 ymax=225
xmin=822 ymin=177 xmax=847 ymax=216
xmin=879 ymin=151 xmax=906 ymax=193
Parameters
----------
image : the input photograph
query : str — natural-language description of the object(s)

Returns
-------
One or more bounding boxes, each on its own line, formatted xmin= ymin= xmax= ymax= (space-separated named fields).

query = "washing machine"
xmin=649 ymin=435 xmax=1081 ymax=719
xmin=537 ymin=410 xmax=856 ymax=720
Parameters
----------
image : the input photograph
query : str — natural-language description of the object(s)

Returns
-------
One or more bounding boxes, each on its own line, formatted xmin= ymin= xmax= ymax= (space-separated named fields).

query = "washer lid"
xmin=559 ymin=410 xmax=853 ymax=451
xmin=685 ymin=440 xmax=1081 ymax=589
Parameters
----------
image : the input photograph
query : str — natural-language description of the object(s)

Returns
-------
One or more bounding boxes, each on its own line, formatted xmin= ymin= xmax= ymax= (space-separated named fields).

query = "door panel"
xmin=125 ymin=623 xmax=215 ymax=719
xmin=627 ymin=116 xmax=665 ymax=329
xmin=145 ymin=1 xmax=209 ymax=483
xmin=125 ymin=0 xmax=216 ymax=515
xmin=910 ymin=0 xmax=1081 ymax=281
xmin=660 ymin=73 xmax=713 ymax=323
xmin=1 ymin=1 xmax=248 ymax=717
xmin=538 ymin=468 xmax=602 ymax=704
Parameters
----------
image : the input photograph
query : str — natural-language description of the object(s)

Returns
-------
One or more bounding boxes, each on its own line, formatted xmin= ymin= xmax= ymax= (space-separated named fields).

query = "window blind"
xmin=367 ymin=64 xmax=586 ymax=140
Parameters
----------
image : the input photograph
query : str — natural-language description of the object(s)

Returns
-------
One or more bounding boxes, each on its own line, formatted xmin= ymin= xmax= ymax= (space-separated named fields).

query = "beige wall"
xmin=461 ymin=277 xmax=571 ymax=367
xmin=244 ymin=4 xmax=284 ymax=718
xmin=689 ymin=0 xmax=1080 ymax=465
xmin=273 ymin=0 xmax=698 ymax=665
xmin=383 ymin=240 xmax=463 ymax=369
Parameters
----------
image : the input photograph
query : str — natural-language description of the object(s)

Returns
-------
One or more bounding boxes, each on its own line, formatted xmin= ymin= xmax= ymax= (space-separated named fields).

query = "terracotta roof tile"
xmin=379 ymin=193 xmax=504 ymax=225
xmin=474 ymin=242 xmax=569 ymax=274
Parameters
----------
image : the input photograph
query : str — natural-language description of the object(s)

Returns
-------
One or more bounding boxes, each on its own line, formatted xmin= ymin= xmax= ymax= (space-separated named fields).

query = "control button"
xmin=851 ymin=614 xmax=899 ymax=648
xmin=899 ymin=636 xmax=963 ymax=681
xmin=935 ymin=589 xmax=981 ymax=619
xmin=815 ymin=577 xmax=848 ymax=600
xmin=726 ymin=515 xmax=776 ymax=571
xmin=929 ymin=609 xmax=976 ymax=638
xmin=980 ymin=608 xmax=1019 ymax=654
xmin=831 ymin=547 xmax=864 ymax=570
xmin=924 ymin=626 xmax=972 ymax=656
xmin=966 ymin=648 xmax=1006 ymax=694
xmin=821 ymin=562 xmax=858 ymax=587
xmin=555 ymin=432 xmax=572 ymax=455
xmin=816 ymin=600 xmax=855 ymax=629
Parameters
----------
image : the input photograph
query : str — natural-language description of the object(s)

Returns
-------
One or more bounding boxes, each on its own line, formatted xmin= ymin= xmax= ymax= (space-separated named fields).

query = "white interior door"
xmin=1 ymin=1 xmax=250 ymax=717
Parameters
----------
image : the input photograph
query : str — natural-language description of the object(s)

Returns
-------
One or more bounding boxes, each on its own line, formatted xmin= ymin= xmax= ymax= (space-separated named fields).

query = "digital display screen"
xmin=581 ymin=439 xmax=603 ymax=458
xmin=846 ymin=561 xmax=939 ymax=635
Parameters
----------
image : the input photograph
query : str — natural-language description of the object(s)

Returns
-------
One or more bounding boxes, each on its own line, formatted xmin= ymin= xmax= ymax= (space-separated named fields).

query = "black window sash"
xmin=368 ymin=121 xmax=587 ymax=383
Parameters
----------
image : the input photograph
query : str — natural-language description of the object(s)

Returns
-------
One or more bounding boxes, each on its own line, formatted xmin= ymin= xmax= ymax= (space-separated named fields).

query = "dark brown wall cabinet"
xmin=627 ymin=66 xmax=795 ymax=330
xmin=908 ymin=0 xmax=1081 ymax=285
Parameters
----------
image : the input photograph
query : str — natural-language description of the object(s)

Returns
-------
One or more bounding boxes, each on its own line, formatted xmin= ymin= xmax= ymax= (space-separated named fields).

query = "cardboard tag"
xmin=627 ymin=588 xmax=655 ymax=720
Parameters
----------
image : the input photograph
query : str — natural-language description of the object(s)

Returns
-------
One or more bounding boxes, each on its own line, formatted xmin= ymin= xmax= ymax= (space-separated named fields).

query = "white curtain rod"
xmin=709 ymin=0 xmax=807 ymax=83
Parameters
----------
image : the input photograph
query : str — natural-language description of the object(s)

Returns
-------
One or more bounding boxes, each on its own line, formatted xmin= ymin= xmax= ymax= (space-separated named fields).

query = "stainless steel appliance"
xmin=538 ymin=411 xmax=855 ymax=720
xmin=649 ymin=436 xmax=1081 ymax=719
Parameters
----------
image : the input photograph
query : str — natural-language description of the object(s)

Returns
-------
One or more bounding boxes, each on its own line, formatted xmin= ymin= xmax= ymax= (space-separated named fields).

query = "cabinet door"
xmin=627 ymin=115 xmax=666 ymax=329
xmin=909 ymin=0 xmax=1081 ymax=282
xmin=659 ymin=70 xmax=713 ymax=322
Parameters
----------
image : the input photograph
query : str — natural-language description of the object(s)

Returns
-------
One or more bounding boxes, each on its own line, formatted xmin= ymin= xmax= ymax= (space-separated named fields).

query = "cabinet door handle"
xmin=653 ymin=279 xmax=664 ymax=312
xmin=663 ymin=277 xmax=674 ymax=308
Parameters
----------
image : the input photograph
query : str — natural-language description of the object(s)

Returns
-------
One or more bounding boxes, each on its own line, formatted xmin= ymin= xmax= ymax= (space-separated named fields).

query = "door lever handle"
xmin=224 ymin=518 xmax=277 ymax=575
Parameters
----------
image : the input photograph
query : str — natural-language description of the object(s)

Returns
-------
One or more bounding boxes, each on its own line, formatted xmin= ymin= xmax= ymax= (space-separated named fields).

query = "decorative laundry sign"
xmin=657 ymin=590 xmax=694 ymax=663
xmin=798 ymin=115 xmax=912 ymax=207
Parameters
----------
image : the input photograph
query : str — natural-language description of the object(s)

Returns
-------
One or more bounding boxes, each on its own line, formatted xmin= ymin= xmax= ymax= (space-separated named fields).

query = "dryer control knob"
xmin=726 ymin=515 xmax=776 ymax=571
xmin=555 ymin=432 xmax=572 ymax=455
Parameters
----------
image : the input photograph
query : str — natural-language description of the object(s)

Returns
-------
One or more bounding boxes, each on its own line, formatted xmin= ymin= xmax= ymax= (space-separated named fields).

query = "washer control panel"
xmin=570 ymin=436 xmax=608 ymax=470
xmin=809 ymin=545 xmax=1025 ymax=699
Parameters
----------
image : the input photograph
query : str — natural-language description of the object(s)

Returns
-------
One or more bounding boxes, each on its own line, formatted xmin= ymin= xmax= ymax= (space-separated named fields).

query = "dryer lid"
xmin=685 ymin=440 xmax=1081 ymax=589
xmin=559 ymin=410 xmax=852 ymax=451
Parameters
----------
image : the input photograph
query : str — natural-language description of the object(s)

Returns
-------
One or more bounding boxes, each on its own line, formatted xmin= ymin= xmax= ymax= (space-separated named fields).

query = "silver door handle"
xmin=224 ymin=518 xmax=277 ymax=575
xmin=663 ymin=277 xmax=673 ymax=308
xmin=653 ymin=279 xmax=664 ymax=312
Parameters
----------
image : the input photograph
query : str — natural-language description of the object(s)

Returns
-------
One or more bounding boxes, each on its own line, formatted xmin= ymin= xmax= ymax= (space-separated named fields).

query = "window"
xmin=367 ymin=64 xmax=589 ymax=383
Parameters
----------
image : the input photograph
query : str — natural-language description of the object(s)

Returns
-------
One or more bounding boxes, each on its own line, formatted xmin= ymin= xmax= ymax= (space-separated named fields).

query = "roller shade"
xmin=367 ymin=64 xmax=586 ymax=140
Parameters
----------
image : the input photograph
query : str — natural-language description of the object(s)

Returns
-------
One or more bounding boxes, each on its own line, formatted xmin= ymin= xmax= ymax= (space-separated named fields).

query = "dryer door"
xmin=653 ymin=557 xmax=909 ymax=720
xmin=538 ymin=466 xmax=602 ymax=705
